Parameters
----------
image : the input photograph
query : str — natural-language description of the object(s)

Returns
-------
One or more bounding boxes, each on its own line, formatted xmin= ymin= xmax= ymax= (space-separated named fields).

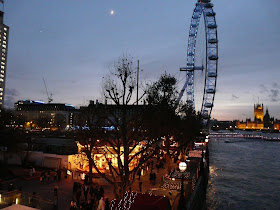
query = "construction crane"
xmin=42 ymin=78 xmax=53 ymax=103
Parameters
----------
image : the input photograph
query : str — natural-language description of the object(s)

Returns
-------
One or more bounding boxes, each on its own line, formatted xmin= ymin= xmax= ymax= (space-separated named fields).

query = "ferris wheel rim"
xmin=186 ymin=1 xmax=218 ymax=125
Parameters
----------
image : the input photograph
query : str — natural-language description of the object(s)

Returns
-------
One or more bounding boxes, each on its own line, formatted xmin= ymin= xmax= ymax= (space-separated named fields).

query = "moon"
xmin=110 ymin=10 xmax=115 ymax=16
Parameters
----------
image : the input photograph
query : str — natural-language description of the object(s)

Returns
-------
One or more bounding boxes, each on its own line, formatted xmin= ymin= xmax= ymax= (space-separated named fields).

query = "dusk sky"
xmin=3 ymin=0 xmax=280 ymax=121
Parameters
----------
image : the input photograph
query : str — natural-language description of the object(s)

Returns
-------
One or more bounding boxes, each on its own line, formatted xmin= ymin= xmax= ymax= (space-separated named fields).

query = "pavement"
xmin=0 ymin=165 xmax=172 ymax=209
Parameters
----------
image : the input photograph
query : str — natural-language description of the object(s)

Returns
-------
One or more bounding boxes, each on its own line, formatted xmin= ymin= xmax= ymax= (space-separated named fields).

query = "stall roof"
xmin=2 ymin=204 xmax=39 ymax=210
xmin=112 ymin=192 xmax=171 ymax=210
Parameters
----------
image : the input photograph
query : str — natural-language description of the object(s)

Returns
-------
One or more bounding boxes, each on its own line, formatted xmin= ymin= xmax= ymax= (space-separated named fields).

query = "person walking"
xmin=83 ymin=184 xmax=89 ymax=201
xmin=137 ymin=169 xmax=141 ymax=180
xmin=139 ymin=181 xmax=143 ymax=192
xmin=105 ymin=198 xmax=110 ymax=210
xmin=57 ymin=169 xmax=61 ymax=181
xmin=99 ymin=186 xmax=104 ymax=199
xmin=70 ymin=201 xmax=77 ymax=209
xmin=40 ymin=171 xmax=45 ymax=182
xmin=152 ymin=171 xmax=156 ymax=185
xmin=98 ymin=197 xmax=105 ymax=210
xmin=156 ymin=162 xmax=160 ymax=173
xmin=47 ymin=170 xmax=50 ymax=182
xmin=54 ymin=171 xmax=58 ymax=181
xmin=76 ymin=187 xmax=82 ymax=208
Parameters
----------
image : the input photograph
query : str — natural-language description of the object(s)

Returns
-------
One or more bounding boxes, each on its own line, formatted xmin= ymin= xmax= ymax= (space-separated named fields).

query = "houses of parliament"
xmin=236 ymin=104 xmax=280 ymax=130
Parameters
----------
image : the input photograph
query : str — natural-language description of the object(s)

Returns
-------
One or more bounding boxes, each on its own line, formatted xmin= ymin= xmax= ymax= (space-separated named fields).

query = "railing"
xmin=185 ymin=165 xmax=208 ymax=210
xmin=209 ymin=133 xmax=280 ymax=141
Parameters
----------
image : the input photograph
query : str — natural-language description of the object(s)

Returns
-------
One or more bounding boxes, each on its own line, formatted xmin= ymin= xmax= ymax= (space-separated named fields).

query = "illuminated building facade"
xmin=14 ymin=100 xmax=76 ymax=129
xmin=236 ymin=104 xmax=280 ymax=131
xmin=236 ymin=104 xmax=264 ymax=130
xmin=68 ymin=142 xmax=142 ymax=173
xmin=254 ymin=104 xmax=264 ymax=122
xmin=0 ymin=10 xmax=9 ymax=109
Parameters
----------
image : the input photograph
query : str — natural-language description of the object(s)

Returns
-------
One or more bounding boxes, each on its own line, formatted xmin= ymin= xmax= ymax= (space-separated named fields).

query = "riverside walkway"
xmin=0 ymin=164 xmax=172 ymax=209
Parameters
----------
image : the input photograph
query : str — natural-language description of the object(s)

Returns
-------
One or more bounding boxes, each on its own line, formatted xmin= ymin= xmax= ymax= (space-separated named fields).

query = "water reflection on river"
xmin=206 ymin=136 xmax=280 ymax=209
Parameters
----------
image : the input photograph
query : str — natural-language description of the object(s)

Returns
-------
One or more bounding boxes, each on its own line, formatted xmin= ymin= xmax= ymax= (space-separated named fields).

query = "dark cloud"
xmin=5 ymin=88 xmax=19 ymax=97
xmin=272 ymin=82 xmax=280 ymax=89
xmin=231 ymin=94 xmax=239 ymax=100
xmin=4 ymin=88 xmax=20 ymax=108
xmin=259 ymin=84 xmax=268 ymax=93
xmin=269 ymin=89 xmax=279 ymax=102
xmin=4 ymin=95 xmax=16 ymax=108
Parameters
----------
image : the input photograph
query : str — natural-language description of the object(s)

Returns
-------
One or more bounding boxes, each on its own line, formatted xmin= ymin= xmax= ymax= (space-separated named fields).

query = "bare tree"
xmin=76 ymin=56 xmax=158 ymax=200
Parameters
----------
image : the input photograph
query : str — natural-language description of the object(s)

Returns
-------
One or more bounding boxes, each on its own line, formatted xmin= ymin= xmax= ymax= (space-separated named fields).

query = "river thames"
xmin=206 ymin=134 xmax=280 ymax=209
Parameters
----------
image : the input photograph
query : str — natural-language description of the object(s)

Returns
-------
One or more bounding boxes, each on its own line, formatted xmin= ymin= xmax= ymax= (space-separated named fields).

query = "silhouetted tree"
xmin=0 ymin=109 xmax=28 ymax=165
xmin=145 ymin=73 xmax=202 ymax=156
xmin=74 ymin=103 xmax=107 ymax=184
xmin=76 ymin=56 xmax=158 ymax=200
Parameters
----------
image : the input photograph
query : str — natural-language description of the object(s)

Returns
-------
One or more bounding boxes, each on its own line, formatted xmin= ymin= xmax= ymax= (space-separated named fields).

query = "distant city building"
xmin=236 ymin=104 xmax=264 ymax=130
xmin=236 ymin=104 xmax=280 ymax=131
xmin=0 ymin=9 xmax=9 ymax=109
xmin=78 ymin=100 xmax=146 ymax=127
xmin=263 ymin=108 xmax=274 ymax=129
xmin=254 ymin=103 xmax=264 ymax=122
xmin=211 ymin=120 xmax=236 ymax=131
xmin=14 ymin=100 xmax=76 ymax=130
xmin=32 ymin=138 xmax=77 ymax=155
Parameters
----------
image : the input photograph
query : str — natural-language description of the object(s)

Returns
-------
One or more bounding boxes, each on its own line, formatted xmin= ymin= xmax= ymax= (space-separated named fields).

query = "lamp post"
xmin=178 ymin=161 xmax=187 ymax=210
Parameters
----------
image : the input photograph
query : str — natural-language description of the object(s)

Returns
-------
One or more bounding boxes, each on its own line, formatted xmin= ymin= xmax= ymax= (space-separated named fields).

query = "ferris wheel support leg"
xmin=176 ymin=75 xmax=190 ymax=105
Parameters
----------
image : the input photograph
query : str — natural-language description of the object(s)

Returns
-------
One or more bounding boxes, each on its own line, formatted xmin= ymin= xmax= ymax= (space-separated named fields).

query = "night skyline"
xmin=3 ymin=0 xmax=280 ymax=121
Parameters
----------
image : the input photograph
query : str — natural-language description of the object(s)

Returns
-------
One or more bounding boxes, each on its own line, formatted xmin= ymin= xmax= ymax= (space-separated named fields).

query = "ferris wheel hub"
xmin=180 ymin=66 xmax=204 ymax=71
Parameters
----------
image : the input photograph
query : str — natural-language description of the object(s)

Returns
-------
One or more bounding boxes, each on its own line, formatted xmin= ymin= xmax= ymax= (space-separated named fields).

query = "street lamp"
xmin=178 ymin=161 xmax=187 ymax=210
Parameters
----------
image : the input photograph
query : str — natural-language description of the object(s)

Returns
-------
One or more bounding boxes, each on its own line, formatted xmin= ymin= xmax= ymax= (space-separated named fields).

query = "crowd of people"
xmin=70 ymin=182 xmax=110 ymax=210
xmin=40 ymin=169 xmax=67 ymax=182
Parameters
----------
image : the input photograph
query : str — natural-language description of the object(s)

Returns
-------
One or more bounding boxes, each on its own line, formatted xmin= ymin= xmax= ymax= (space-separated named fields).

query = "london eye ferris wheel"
xmin=177 ymin=0 xmax=218 ymax=126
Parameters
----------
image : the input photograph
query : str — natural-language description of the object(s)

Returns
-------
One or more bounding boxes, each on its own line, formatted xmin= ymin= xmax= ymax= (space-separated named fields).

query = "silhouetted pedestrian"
xmin=156 ymin=162 xmax=160 ymax=173
xmin=70 ymin=201 xmax=77 ymax=209
xmin=151 ymin=171 xmax=156 ymax=185
xmin=83 ymin=184 xmax=89 ymax=201
xmin=137 ymin=169 xmax=141 ymax=180
xmin=105 ymin=198 xmax=110 ymax=210
xmin=76 ymin=187 xmax=82 ymax=208
xmin=98 ymin=197 xmax=105 ymax=210
xmin=47 ymin=170 xmax=51 ymax=182
xmin=99 ymin=186 xmax=104 ymax=198
xmin=57 ymin=170 xmax=61 ymax=181
xmin=149 ymin=172 xmax=153 ymax=184
xmin=41 ymin=171 xmax=45 ymax=182
xmin=54 ymin=171 xmax=57 ymax=181
xmin=31 ymin=192 xmax=36 ymax=208
xmin=139 ymin=181 xmax=143 ymax=192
